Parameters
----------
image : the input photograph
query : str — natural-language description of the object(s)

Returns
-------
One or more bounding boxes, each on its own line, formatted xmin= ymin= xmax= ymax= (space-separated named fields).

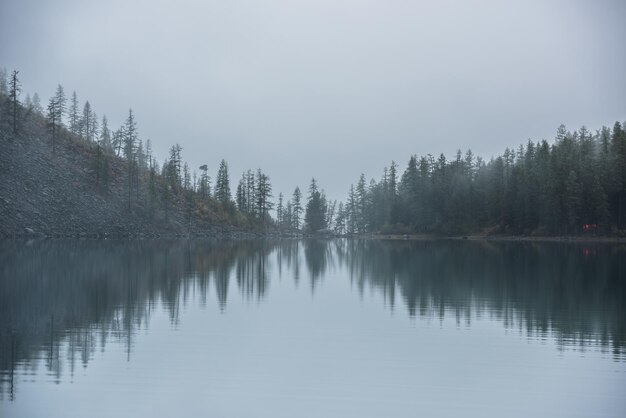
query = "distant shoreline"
xmin=366 ymin=233 xmax=626 ymax=244
xmin=3 ymin=230 xmax=626 ymax=243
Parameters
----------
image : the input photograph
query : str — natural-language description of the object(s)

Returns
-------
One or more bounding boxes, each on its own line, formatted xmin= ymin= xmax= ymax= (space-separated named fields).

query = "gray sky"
xmin=1 ymin=0 xmax=625 ymax=201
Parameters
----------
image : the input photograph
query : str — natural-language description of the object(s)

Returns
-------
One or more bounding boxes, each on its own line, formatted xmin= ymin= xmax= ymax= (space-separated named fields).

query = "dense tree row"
xmin=337 ymin=123 xmax=626 ymax=235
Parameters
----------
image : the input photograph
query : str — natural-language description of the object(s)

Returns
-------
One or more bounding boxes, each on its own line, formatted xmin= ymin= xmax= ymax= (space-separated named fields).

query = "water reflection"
xmin=1 ymin=238 xmax=625 ymax=399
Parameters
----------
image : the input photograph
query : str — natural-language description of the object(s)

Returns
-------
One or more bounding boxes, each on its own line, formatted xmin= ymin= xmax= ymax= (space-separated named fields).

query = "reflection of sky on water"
xmin=1 ymin=239 xmax=625 ymax=417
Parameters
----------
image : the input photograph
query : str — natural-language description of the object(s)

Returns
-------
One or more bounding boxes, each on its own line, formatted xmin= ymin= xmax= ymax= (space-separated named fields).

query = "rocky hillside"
xmin=0 ymin=108 xmax=250 ymax=238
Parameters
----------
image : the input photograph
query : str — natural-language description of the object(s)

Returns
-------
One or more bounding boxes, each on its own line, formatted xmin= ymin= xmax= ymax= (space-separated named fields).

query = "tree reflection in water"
xmin=1 ymin=238 xmax=624 ymax=398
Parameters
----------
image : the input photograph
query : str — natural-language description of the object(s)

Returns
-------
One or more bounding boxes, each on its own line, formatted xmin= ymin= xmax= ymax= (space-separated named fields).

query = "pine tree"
xmin=255 ymin=169 xmax=273 ymax=221
xmin=246 ymin=170 xmax=255 ymax=213
xmin=284 ymin=201 xmax=293 ymax=229
xmin=292 ymin=187 xmax=303 ymax=230
xmin=69 ymin=91 xmax=79 ymax=135
xmin=54 ymin=84 xmax=66 ymax=127
xmin=9 ymin=70 xmax=20 ymax=134
xmin=168 ymin=144 xmax=182 ymax=189
xmin=389 ymin=160 xmax=398 ymax=198
xmin=236 ymin=174 xmax=247 ymax=211
xmin=183 ymin=162 xmax=191 ymax=190
xmin=355 ymin=174 xmax=368 ymax=232
xmin=99 ymin=115 xmax=112 ymax=151
xmin=81 ymin=101 xmax=93 ymax=141
xmin=304 ymin=178 xmax=327 ymax=232
xmin=46 ymin=97 xmax=60 ymax=153
xmin=124 ymin=109 xmax=138 ymax=208
xmin=199 ymin=164 xmax=210 ymax=199
xmin=90 ymin=111 xmax=99 ymax=143
xmin=334 ymin=202 xmax=346 ymax=234
xmin=112 ymin=127 xmax=124 ymax=157
xmin=124 ymin=109 xmax=137 ymax=160
xmin=347 ymin=185 xmax=357 ymax=234
xmin=215 ymin=159 xmax=231 ymax=204
xmin=277 ymin=193 xmax=284 ymax=226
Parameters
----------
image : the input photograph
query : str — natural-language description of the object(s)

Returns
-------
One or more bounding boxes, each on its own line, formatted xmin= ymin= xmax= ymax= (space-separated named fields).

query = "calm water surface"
xmin=1 ymin=239 xmax=625 ymax=417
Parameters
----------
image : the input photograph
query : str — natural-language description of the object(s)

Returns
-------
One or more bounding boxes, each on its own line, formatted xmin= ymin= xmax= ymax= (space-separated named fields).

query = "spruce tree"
xmin=69 ymin=91 xmax=79 ymax=135
xmin=215 ymin=159 xmax=231 ymax=204
xmin=9 ymin=70 xmax=20 ymax=134
xmin=54 ymin=84 xmax=66 ymax=127
xmin=304 ymin=178 xmax=327 ymax=232
xmin=292 ymin=187 xmax=303 ymax=230
xmin=46 ymin=97 xmax=59 ymax=153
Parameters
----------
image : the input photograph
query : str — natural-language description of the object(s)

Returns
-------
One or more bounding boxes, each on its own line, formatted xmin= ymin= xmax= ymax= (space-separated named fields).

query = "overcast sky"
xmin=1 ymin=0 xmax=625 ymax=201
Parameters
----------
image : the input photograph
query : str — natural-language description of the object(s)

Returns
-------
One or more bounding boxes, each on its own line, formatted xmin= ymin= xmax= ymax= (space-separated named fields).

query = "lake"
xmin=1 ymin=239 xmax=625 ymax=417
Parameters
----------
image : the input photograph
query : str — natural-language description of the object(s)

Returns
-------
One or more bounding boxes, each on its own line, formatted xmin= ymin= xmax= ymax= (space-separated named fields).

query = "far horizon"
xmin=2 ymin=0 xmax=625 ymax=201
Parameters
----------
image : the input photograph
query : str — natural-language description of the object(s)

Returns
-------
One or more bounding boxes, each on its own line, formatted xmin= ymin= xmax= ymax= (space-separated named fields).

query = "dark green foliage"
xmin=167 ymin=143 xmax=182 ymax=191
xmin=255 ymin=169 xmax=273 ymax=221
xmin=347 ymin=123 xmax=626 ymax=236
xmin=292 ymin=187 xmax=303 ymax=230
xmin=304 ymin=178 xmax=327 ymax=232
xmin=215 ymin=159 xmax=231 ymax=204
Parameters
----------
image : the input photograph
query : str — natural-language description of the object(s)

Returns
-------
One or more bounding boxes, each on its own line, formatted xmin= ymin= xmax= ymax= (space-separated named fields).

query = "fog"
xmin=1 ymin=0 xmax=625 ymax=200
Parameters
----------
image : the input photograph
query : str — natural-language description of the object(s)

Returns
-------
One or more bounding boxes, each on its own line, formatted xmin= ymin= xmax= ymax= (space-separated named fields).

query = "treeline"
xmin=2 ymin=67 xmax=625 ymax=236
xmin=336 ymin=123 xmax=626 ymax=235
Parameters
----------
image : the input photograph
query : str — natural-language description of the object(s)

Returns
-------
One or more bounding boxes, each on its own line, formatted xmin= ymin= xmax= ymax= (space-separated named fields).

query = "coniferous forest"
xmin=1 ymin=67 xmax=625 ymax=237
xmin=336 ymin=123 xmax=626 ymax=236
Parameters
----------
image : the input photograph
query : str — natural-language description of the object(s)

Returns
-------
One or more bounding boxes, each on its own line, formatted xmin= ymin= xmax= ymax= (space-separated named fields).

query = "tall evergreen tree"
xmin=99 ymin=115 xmax=112 ymax=151
xmin=277 ymin=193 xmax=284 ymax=226
xmin=9 ymin=70 xmax=20 ymax=134
xmin=124 ymin=109 xmax=138 ymax=208
xmin=54 ymin=84 xmax=66 ymax=127
xmin=46 ymin=97 xmax=60 ymax=153
xmin=81 ymin=101 xmax=93 ymax=141
xmin=292 ymin=187 xmax=303 ymax=230
xmin=255 ymin=169 xmax=273 ymax=221
xmin=215 ymin=159 xmax=231 ymax=204
xmin=305 ymin=178 xmax=327 ymax=232
xmin=69 ymin=91 xmax=79 ymax=135
xmin=236 ymin=174 xmax=247 ymax=211
xmin=199 ymin=164 xmax=211 ymax=199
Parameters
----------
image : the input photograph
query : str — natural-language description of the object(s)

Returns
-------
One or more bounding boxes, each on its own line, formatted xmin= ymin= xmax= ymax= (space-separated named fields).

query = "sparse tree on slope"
xmin=46 ymin=97 xmax=60 ymax=153
xmin=9 ymin=70 xmax=20 ymax=134
xmin=69 ymin=91 xmax=79 ymax=135
xmin=54 ymin=85 xmax=66 ymax=127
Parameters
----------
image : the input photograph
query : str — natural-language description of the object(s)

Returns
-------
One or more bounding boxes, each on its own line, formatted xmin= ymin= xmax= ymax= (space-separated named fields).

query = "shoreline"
xmin=368 ymin=233 xmax=626 ymax=244
xmin=2 ymin=229 xmax=626 ymax=243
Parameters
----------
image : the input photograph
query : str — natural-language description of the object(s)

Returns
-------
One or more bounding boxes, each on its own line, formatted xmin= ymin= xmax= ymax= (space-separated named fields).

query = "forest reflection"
xmin=1 ymin=238 xmax=625 ymax=398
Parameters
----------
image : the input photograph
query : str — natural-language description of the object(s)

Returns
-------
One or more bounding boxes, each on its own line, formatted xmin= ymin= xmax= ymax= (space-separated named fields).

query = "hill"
xmin=0 ymin=99 xmax=251 ymax=238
